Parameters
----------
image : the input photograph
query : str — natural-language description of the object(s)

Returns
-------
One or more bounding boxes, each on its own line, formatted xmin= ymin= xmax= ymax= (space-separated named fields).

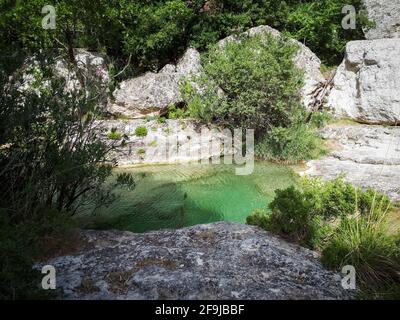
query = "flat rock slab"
xmin=305 ymin=124 xmax=400 ymax=201
xmin=39 ymin=222 xmax=352 ymax=300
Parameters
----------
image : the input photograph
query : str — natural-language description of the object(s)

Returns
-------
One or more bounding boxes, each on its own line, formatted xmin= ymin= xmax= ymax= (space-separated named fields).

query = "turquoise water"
xmin=79 ymin=162 xmax=298 ymax=233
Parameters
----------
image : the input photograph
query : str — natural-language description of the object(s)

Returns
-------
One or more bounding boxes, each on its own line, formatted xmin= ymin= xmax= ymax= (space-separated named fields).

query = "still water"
xmin=79 ymin=162 xmax=298 ymax=233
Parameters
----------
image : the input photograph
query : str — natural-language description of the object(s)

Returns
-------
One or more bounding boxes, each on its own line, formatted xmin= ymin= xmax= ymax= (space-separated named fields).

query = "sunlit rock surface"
xmin=305 ymin=124 xmax=400 ymax=201
xmin=327 ymin=39 xmax=400 ymax=125
xmin=363 ymin=0 xmax=400 ymax=40
xmin=39 ymin=222 xmax=353 ymax=300
xmin=97 ymin=119 xmax=236 ymax=165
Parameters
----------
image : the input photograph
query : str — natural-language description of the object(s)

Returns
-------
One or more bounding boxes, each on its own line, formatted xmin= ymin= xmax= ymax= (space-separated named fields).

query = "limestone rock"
xmin=303 ymin=124 xmax=400 ymax=201
xmin=38 ymin=222 xmax=353 ymax=300
xmin=363 ymin=0 xmax=400 ymax=40
xmin=217 ymin=25 xmax=325 ymax=110
xmin=54 ymin=49 xmax=110 ymax=91
xmin=107 ymin=49 xmax=201 ymax=118
xmin=98 ymin=119 xmax=236 ymax=165
xmin=19 ymin=49 xmax=110 ymax=104
xmin=327 ymin=39 xmax=400 ymax=125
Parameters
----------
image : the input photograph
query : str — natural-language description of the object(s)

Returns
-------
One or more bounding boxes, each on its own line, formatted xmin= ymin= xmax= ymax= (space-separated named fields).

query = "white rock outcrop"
xmin=217 ymin=25 xmax=325 ymax=110
xmin=98 ymin=119 xmax=236 ymax=165
xmin=304 ymin=124 xmax=400 ymax=201
xmin=107 ymin=49 xmax=202 ymax=118
xmin=363 ymin=0 xmax=400 ymax=40
xmin=327 ymin=38 xmax=400 ymax=125
xmin=20 ymin=49 xmax=110 ymax=103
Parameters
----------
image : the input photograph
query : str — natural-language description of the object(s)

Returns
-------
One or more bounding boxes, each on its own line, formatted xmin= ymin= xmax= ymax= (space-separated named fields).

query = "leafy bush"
xmin=183 ymin=33 xmax=304 ymax=133
xmin=309 ymin=111 xmax=332 ymax=129
xmin=247 ymin=178 xmax=394 ymax=247
xmin=135 ymin=126 xmax=148 ymax=137
xmin=157 ymin=116 xmax=166 ymax=124
xmin=167 ymin=104 xmax=189 ymax=119
xmin=0 ymin=60 xmax=135 ymax=299
xmin=268 ymin=186 xmax=329 ymax=248
xmin=107 ymin=127 xmax=122 ymax=140
xmin=246 ymin=209 xmax=271 ymax=231
xmin=300 ymin=178 xmax=392 ymax=220
xmin=247 ymin=177 xmax=399 ymax=297
xmin=255 ymin=124 xmax=326 ymax=163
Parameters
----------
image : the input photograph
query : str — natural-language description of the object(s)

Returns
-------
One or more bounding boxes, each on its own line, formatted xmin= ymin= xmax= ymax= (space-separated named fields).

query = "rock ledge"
xmin=40 ymin=222 xmax=352 ymax=300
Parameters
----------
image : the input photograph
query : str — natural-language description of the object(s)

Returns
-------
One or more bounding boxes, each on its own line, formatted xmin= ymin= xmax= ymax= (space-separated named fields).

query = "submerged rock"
xmin=304 ymin=124 xmax=400 ymax=201
xmin=39 ymin=222 xmax=352 ymax=300
xmin=327 ymin=39 xmax=400 ymax=125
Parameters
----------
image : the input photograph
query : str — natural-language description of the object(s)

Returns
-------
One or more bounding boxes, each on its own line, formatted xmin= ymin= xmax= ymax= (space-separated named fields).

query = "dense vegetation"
xmin=247 ymin=178 xmax=400 ymax=298
xmin=0 ymin=58 xmax=134 ymax=299
xmin=181 ymin=33 xmax=326 ymax=163
xmin=1 ymin=0 xmax=368 ymax=73
xmin=0 ymin=0 xmax=394 ymax=301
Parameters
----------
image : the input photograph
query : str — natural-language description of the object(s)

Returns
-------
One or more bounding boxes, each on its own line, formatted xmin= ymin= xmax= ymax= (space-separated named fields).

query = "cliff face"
xmin=38 ymin=222 xmax=353 ymax=300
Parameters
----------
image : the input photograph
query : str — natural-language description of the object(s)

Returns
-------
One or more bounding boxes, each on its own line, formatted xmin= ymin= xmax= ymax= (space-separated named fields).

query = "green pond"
xmin=78 ymin=162 xmax=298 ymax=233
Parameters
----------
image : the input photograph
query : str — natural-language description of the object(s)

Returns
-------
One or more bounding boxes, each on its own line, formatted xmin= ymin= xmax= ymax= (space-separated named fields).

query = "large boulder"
xmin=37 ymin=222 xmax=353 ymax=300
xmin=107 ymin=49 xmax=201 ymax=118
xmin=217 ymin=25 xmax=326 ymax=110
xmin=327 ymin=39 xmax=400 ymax=125
xmin=19 ymin=49 xmax=110 ymax=104
xmin=363 ymin=0 xmax=400 ymax=40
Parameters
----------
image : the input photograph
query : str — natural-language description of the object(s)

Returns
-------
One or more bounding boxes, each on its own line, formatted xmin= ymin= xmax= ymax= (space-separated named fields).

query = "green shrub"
xmin=309 ymin=111 xmax=332 ymax=129
xmin=182 ymin=33 xmax=305 ymax=133
xmin=137 ymin=148 xmax=146 ymax=156
xmin=135 ymin=126 xmax=148 ymax=137
xmin=167 ymin=104 xmax=189 ymax=119
xmin=157 ymin=116 xmax=166 ymax=124
xmin=255 ymin=124 xmax=326 ymax=163
xmin=107 ymin=127 xmax=122 ymax=140
xmin=247 ymin=178 xmax=394 ymax=248
xmin=300 ymin=178 xmax=392 ymax=220
xmin=267 ymin=186 xmax=326 ymax=247
xmin=246 ymin=209 xmax=271 ymax=231
xmin=247 ymin=176 xmax=399 ymax=298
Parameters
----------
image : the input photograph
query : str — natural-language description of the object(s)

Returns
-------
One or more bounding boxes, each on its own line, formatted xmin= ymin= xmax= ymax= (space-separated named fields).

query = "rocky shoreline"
xmin=304 ymin=124 xmax=400 ymax=202
xmin=38 ymin=222 xmax=353 ymax=300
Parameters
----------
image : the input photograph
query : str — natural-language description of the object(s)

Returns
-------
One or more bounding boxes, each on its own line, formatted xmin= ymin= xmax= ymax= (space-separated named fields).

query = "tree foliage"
xmin=182 ymin=33 xmax=304 ymax=134
xmin=0 ymin=0 xmax=369 ymax=71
